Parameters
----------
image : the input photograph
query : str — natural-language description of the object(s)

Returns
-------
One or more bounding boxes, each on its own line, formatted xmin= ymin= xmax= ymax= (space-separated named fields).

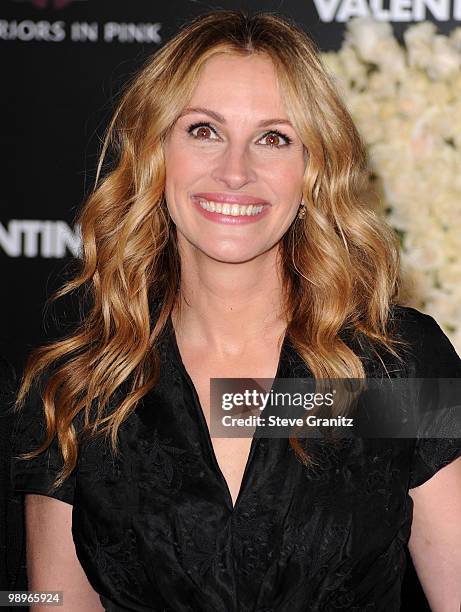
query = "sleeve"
xmin=407 ymin=309 xmax=461 ymax=489
xmin=10 ymin=375 xmax=76 ymax=506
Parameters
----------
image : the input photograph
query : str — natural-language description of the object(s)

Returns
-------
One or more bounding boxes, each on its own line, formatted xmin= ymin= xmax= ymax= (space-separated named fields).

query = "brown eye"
xmin=196 ymin=126 xmax=212 ymax=139
xmin=265 ymin=133 xmax=280 ymax=147
xmin=259 ymin=130 xmax=292 ymax=148
xmin=187 ymin=122 xmax=219 ymax=141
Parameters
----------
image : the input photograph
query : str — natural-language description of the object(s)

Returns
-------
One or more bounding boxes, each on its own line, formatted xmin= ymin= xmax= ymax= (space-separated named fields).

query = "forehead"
xmin=188 ymin=52 xmax=287 ymax=117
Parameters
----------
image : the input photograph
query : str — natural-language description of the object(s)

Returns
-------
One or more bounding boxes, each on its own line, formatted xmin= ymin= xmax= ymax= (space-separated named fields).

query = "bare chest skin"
xmin=177 ymin=340 xmax=284 ymax=509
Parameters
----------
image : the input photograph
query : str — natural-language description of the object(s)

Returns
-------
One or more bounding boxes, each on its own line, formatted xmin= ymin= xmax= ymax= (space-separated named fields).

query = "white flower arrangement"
xmin=321 ymin=18 xmax=461 ymax=355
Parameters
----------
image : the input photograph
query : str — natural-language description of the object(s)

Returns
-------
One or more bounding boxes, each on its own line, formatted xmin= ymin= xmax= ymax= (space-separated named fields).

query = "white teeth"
xmin=197 ymin=198 xmax=264 ymax=216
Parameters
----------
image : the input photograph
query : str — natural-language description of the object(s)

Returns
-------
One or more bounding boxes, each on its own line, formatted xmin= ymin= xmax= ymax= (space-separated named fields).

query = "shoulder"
xmin=387 ymin=305 xmax=461 ymax=378
xmin=347 ymin=305 xmax=461 ymax=378
xmin=389 ymin=304 xmax=449 ymax=340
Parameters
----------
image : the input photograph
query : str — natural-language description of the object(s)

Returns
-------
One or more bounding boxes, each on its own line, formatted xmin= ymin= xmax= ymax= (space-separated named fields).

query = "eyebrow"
xmin=178 ymin=106 xmax=294 ymax=128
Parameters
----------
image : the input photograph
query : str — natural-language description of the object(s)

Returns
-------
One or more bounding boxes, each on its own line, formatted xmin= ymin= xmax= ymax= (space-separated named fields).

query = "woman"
xmin=11 ymin=9 xmax=461 ymax=612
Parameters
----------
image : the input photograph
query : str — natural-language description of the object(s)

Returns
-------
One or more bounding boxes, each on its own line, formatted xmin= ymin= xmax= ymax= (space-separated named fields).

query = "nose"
xmin=210 ymin=142 xmax=257 ymax=190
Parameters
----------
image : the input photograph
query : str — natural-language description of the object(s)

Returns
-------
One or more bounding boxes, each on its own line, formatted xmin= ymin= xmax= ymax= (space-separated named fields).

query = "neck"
xmin=171 ymin=245 xmax=287 ymax=357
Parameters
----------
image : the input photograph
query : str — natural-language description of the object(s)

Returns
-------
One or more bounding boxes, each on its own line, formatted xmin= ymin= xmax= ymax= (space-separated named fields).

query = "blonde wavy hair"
xmin=15 ymin=9 xmax=409 ymax=493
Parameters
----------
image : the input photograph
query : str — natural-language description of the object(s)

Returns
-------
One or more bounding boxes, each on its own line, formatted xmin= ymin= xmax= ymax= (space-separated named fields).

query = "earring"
xmin=297 ymin=201 xmax=306 ymax=220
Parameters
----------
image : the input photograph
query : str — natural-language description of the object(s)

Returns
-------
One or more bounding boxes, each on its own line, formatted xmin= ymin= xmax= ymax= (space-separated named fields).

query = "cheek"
xmin=165 ymin=147 xmax=206 ymax=193
xmin=164 ymin=147 xmax=203 ymax=220
xmin=269 ymin=164 xmax=304 ymax=202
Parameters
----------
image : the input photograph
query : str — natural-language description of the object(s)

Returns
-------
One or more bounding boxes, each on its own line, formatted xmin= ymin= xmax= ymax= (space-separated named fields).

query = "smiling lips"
xmin=191 ymin=193 xmax=271 ymax=224
xmin=193 ymin=193 xmax=270 ymax=219
xmin=194 ymin=193 xmax=270 ymax=206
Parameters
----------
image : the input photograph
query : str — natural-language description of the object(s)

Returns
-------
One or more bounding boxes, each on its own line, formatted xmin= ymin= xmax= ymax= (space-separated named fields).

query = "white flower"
xmin=404 ymin=22 xmax=437 ymax=69
xmin=402 ymin=226 xmax=447 ymax=271
xmin=321 ymin=51 xmax=344 ymax=77
xmin=400 ymin=261 xmax=435 ymax=298
xmin=439 ymin=226 xmax=461 ymax=262
xmin=368 ymin=71 xmax=398 ymax=98
xmin=404 ymin=21 xmax=461 ymax=79
xmin=429 ymin=35 xmax=461 ymax=80
xmin=410 ymin=108 xmax=440 ymax=158
xmin=322 ymin=52 xmax=348 ymax=94
xmin=449 ymin=26 xmax=461 ymax=52
xmin=337 ymin=44 xmax=369 ymax=89
xmin=346 ymin=91 xmax=383 ymax=143
xmin=396 ymin=88 xmax=428 ymax=118
xmin=431 ymin=193 xmax=461 ymax=230
xmin=424 ymin=289 xmax=460 ymax=328
xmin=437 ymin=261 xmax=461 ymax=292
xmin=386 ymin=205 xmax=418 ymax=232
xmin=345 ymin=17 xmax=393 ymax=61
xmin=427 ymin=105 xmax=460 ymax=144
xmin=345 ymin=17 xmax=406 ymax=77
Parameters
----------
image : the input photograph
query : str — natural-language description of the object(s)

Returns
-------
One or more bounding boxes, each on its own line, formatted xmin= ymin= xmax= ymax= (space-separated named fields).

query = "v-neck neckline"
xmin=166 ymin=315 xmax=290 ymax=514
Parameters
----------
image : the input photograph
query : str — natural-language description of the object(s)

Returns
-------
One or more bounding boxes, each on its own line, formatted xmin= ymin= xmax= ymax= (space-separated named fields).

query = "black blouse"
xmin=10 ymin=305 xmax=461 ymax=611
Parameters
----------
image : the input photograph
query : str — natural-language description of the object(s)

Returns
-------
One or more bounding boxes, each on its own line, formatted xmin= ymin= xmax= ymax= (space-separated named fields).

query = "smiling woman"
xmin=163 ymin=52 xmax=306 ymax=260
xmin=9 ymin=8 xmax=461 ymax=612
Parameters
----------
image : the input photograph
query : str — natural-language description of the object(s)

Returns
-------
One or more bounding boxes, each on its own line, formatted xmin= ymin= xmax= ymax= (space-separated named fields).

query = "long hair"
xmin=15 ymin=9 xmax=409 ymax=492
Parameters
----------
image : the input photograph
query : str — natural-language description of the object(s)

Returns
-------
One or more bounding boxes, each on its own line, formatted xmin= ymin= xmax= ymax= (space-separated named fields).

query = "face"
xmin=163 ymin=52 xmax=306 ymax=264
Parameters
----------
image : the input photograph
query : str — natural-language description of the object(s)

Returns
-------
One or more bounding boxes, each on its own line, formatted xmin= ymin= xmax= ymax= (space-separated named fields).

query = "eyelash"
xmin=186 ymin=121 xmax=293 ymax=148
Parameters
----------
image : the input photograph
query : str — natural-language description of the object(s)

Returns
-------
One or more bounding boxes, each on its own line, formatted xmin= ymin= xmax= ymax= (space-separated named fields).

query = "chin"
xmin=207 ymin=250 xmax=265 ymax=264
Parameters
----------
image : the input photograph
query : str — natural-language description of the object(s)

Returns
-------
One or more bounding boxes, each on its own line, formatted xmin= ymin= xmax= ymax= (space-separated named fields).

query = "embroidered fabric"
xmin=10 ymin=305 xmax=461 ymax=611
